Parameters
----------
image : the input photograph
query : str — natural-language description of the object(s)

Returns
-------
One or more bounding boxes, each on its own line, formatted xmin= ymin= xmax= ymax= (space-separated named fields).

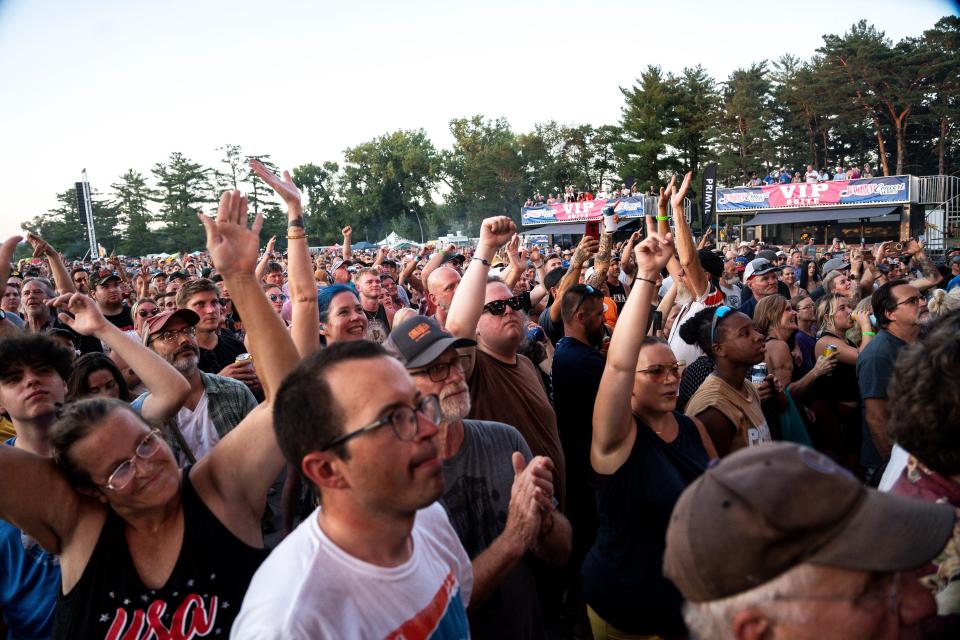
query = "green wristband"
xmin=862 ymin=331 xmax=876 ymax=337
xmin=656 ymin=215 xmax=670 ymax=221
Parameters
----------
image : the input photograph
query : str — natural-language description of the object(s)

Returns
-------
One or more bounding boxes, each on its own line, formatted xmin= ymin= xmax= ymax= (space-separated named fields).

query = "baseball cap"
xmin=385 ymin=315 xmax=475 ymax=369
xmin=141 ymin=309 xmax=199 ymax=345
xmin=743 ymin=258 xmax=780 ymax=281
xmin=95 ymin=273 xmax=121 ymax=287
xmin=167 ymin=271 xmax=188 ymax=282
xmin=757 ymin=249 xmax=778 ymax=262
xmin=664 ymin=443 xmax=956 ymax=603
xmin=331 ymin=258 xmax=353 ymax=273
xmin=733 ymin=256 xmax=749 ymax=272
xmin=822 ymin=257 xmax=851 ymax=276
xmin=442 ymin=253 xmax=466 ymax=266
xmin=948 ymin=255 xmax=960 ymax=266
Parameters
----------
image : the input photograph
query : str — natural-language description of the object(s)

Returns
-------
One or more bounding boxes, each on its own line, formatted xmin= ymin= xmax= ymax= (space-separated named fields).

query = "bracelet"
xmin=862 ymin=331 xmax=876 ymax=337
xmin=636 ymin=276 xmax=657 ymax=285
xmin=472 ymin=256 xmax=491 ymax=267
xmin=286 ymin=234 xmax=308 ymax=240
xmin=656 ymin=215 xmax=670 ymax=221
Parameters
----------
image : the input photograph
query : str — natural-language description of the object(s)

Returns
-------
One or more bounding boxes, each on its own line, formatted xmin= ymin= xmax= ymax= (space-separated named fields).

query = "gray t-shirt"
xmin=439 ymin=420 xmax=545 ymax=640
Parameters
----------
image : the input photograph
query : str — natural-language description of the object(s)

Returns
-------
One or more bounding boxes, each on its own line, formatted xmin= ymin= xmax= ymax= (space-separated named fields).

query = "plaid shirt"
xmin=133 ymin=371 xmax=258 ymax=440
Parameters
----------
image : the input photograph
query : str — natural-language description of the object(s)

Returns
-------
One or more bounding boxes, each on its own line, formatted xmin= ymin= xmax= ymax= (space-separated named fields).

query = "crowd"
xmin=1 ymin=162 xmax=960 ymax=640
xmin=739 ymin=162 xmax=877 ymax=186
xmin=524 ymin=183 xmax=658 ymax=208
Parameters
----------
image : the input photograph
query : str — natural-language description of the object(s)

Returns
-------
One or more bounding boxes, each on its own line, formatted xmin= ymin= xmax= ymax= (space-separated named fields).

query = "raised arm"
xmin=655 ymin=180 xmax=683 ymax=283
xmin=586 ymin=229 xmax=613 ymax=289
xmin=254 ymin=236 xmax=276 ymax=283
xmin=906 ymin=241 xmax=942 ymax=291
xmin=195 ymin=190 xmax=301 ymax=520
xmin=251 ymin=160 xmax=320 ymax=357
xmin=25 ymin=233 xmax=76 ymax=295
xmin=671 ymin=172 xmax=708 ymax=299
xmin=501 ymin=234 xmax=524 ymax=290
xmin=550 ymin=235 xmax=599 ymax=324
xmin=341 ymin=226 xmax=352 ymax=261
xmin=592 ymin=231 xmax=674 ymax=475
xmin=445 ymin=217 xmax=516 ymax=338
xmin=50 ymin=292 xmax=190 ymax=422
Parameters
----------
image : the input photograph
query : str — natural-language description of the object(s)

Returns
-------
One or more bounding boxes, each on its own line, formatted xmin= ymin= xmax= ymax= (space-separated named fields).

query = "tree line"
xmin=21 ymin=16 xmax=959 ymax=257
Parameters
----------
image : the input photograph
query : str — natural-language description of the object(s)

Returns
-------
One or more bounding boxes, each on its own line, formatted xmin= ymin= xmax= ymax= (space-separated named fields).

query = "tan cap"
xmin=664 ymin=443 xmax=955 ymax=602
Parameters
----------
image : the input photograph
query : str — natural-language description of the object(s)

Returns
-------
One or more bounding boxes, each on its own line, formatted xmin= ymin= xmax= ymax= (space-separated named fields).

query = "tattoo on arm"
xmin=587 ymin=233 xmax=613 ymax=288
xmin=289 ymin=215 xmax=305 ymax=229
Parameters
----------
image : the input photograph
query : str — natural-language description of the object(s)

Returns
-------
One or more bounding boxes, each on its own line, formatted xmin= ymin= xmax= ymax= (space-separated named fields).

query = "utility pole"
xmin=76 ymin=169 xmax=97 ymax=258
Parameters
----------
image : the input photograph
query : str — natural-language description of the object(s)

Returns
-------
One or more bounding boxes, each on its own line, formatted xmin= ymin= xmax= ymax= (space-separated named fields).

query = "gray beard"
xmin=172 ymin=353 xmax=199 ymax=378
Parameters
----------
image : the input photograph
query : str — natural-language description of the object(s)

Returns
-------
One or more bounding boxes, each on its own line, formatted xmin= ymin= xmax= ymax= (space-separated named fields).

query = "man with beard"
xmin=719 ymin=254 xmax=743 ymax=309
xmin=551 ymin=284 xmax=608 ymax=624
xmin=737 ymin=258 xmax=781 ymax=318
xmin=91 ymin=273 xmax=134 ymax=331
xmin=386 ymin=315 xmax=571 ymax=639
xmin=135 ymin=308 xmax=257 ymax=463
xmin=70 ymin=268 xmax=91 ymax=294
xmin=354 ymin=266 xmax=393 ymax=343
xmin=20 ymin=278 xmax=102 ymax=355
xmin=427 ymin=266 xmax=461 ymax=328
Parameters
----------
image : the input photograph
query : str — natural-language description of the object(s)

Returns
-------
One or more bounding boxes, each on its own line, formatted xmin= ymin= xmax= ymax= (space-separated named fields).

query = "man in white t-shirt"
xmin=232 ymin=341 xmax=472 ymax=639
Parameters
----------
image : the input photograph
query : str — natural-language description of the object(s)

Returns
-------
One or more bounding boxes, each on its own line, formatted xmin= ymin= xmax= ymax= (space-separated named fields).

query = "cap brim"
xmin=810 ymin=490 xmax=955 ymax=573
xmin=749 ymin=267 xmax=781 ymax=278
xmin=404 ymin=336 xmax=476 ymax=369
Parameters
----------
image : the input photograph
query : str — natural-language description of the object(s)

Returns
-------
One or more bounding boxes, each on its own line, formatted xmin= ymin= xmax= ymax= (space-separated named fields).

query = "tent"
xmin=352 ymin=241 xmax=377 ymax=250
xmin=377 ymin=231 xmax=420 ymax=249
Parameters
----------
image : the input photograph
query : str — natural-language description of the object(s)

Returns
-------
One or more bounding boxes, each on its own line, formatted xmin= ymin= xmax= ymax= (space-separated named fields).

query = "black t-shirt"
xmin=103 ymin=306 xmax=134 ymax=332
xmin=198 ymin=330 xmax=247 ymax=375
xmin=607 ymin=280 xmax=628 ymax=313
xmin=362 ymin=305 xmax=390 ymax=344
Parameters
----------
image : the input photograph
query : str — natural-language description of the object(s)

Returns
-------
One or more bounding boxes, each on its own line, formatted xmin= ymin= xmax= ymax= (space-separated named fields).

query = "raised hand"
xmin=198 ymin=190 xmax=261 ymax=279
xmin=48 ymin=292 xmax=109 ymax=337
xmin=571 ymin=235 xmax=600 ymax=267
xmin=671 ymin=172 xmax=693 ymax=210
xmin=506 ymin=234 xmax=521 ymax=261
xmin=634 ymin=232 xmax=675 ymax=278
xmin=341 ymin=225 xmax=352 ymax=238
xmin=478 ymin=216 xmax=517 ymax=252
xmin=25 ymin=232 xmax=53 ymax=258
xmin=250 ymin=160 xmax=302 ymax=210
xmin=265 ymin=236 xmax=277 ymax=256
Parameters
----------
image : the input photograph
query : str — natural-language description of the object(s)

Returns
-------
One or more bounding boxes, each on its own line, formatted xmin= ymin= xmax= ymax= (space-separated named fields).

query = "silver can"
xmin=750 ymin=363 xmax=767 ymax=385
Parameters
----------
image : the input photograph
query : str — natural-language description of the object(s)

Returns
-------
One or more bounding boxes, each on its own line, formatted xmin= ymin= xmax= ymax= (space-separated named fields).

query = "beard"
xmin=675 ymin=282 xmax=694 ymax=307
xmin=439 ymin=381 xmax=471 ymax=422
xmin=167 ymin=346 xmax=200 ymax=377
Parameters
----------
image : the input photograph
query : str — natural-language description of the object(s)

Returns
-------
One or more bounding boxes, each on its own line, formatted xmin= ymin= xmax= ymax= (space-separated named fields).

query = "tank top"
xmin=581 ymin=413 xmax=709 ymax=636
xmin=52 ymin=467 xmax=268 ymax=639
xmin=813 ymin=331 xmax=860 ymax=404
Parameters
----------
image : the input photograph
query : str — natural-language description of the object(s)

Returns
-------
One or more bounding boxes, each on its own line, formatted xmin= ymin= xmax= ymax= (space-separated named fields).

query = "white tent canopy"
xmin=377 ymin=231 xmax=420 ymax=249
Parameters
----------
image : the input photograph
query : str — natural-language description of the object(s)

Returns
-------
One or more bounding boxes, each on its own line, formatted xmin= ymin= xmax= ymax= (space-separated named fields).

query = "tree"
xmin=923 ymin=16 xmax=960 ymax=175
xmin=616 ymin=66 xmax=676 ymax=190
xmin=151 ymin=152 xmax=212 ymax=251
xmin=716 ymin=63 xmax=773 ymax=182
xmin=111 ymin=169 xmax=157 ymax=256
xmin=21 ymin=188 xmax=116 ymax=259
xmin=292 ymin=161 xmax=343 ymax=243
xmin=667 ymin=66 xmax=721 ymax=177
xmin=340 ymin=130 xmax=440 ymax=242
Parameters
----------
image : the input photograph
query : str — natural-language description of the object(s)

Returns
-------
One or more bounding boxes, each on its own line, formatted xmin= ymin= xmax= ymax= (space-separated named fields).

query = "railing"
xmin=916 ymin=176 xmax=960 ymax=254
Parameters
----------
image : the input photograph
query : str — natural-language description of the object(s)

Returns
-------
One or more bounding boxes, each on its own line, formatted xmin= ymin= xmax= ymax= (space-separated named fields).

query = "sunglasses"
xmin=636 ymin=360 xmax=686 ymax=381
xmin=482 ymin=291 xmax=531 ymax=316
xmin=573 ymin=285 xmax=602 ymax=314
xmin=268 ymin=293 xmax=287 ymax=303
xmin=710 ymin=305 xmax=734 ymax=344
xmin=137 ymin=308 xmax=160 ymax=318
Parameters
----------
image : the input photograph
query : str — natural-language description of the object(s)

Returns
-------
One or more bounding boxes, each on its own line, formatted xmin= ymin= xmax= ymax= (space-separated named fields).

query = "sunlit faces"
xmin=93 ymin=279 xmax=123 ymax=306
xmin=182 ymin=291 xmax=221 ymax=330
xmin=408 ymin=348 xmax=471 ymax=423
xmin=322 ymin=291 xmax=367 ymax=344
xmin=20 ymin=280 xmax=50 ymax=318
xmin=714 ymin=311 xmax=765 ymax=365
xmin=889 ymin=284 xmax=924 ymax=327
xmin=633 ymin=343 xmax=682 ymax=414
xmin=264 ymin=285 xmax=285 ymax=315
xmin=748 ymin=271 xmax=779 ymax=298
xmin=0 ymin=363 xmax=67 ymax=423
xmin=148 ymin=319 xmax=200 ymax=375
xmin=324 ymin=357 xmax=443 ymax=515
xmin=477 ymin=281 xmax=524 ymax=355
xmin=68 ymin=407 xmax=180 ymax=508
xmin=357 ymin=272 xmax=382 ymax=302
xmin=2 ymin=285 xmax=19 ymax=313
xmin=427 ymin=268 xmax=461 ymax=311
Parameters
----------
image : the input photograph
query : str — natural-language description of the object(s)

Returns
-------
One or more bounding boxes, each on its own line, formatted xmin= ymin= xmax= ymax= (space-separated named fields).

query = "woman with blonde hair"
xmin=753 ymin=295 xmax=834 ymax=398
xmin=811 ymin=294 xmax=873 ymax=471
xmin=926 ymin=288 xmax=960 ymax=320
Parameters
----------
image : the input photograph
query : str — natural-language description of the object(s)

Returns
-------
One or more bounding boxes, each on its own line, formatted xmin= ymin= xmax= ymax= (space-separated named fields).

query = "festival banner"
xmin=521 ymin=196 xmax=645 ymax=226
xmin=700 ymin=163 xmax=717 ymax=229
xmin=715 ymin=176 xmax=910 ymax=211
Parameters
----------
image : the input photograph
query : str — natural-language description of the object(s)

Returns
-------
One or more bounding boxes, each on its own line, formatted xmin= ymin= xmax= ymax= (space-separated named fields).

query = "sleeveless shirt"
xmin=581 ymin=413 xmax=709 ymax=636
xmin=52 ymin=467 xmax=268 ymax=639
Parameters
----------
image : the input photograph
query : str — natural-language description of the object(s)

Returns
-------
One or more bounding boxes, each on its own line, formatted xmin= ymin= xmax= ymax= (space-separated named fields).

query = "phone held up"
xmin=584 ymin=220 xmax=601 ymax=241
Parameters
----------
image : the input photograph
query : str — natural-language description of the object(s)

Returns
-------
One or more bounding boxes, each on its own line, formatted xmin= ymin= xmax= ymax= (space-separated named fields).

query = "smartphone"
xmin=651 ymin=310 xmax=663 ymax=335
xmin=584 ymin=220 xmax=601 ymax=241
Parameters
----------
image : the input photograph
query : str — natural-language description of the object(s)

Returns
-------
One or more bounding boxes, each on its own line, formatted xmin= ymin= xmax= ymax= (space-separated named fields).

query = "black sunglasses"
xmin=573 ymin=285 xmax=602 ymax=313
xmin=482 ymin=291 xmax=531 ymax=316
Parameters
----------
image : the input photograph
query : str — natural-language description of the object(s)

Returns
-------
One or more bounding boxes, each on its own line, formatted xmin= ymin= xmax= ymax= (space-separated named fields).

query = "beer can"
xmin=822 ymin=344 xmax=838 ymax=358
xmin=750 ymin=363 xmax=767 ymax=385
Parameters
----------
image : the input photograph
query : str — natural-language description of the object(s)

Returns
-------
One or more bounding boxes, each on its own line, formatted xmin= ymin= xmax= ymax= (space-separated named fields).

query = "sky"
xmin=0 ymin=0 xmax=956 ymax=240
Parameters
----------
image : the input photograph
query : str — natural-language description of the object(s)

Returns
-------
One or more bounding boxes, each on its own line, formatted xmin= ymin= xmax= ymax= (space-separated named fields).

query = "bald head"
xmin=428 ymin=267 xmax=461 ymax=311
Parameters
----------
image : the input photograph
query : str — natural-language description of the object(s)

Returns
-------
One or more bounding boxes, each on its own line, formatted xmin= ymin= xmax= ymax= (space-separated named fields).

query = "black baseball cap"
xmin=385 ymin=315 xmax=475 ymax=369
xmin=95 ymin=273 xmax=121 ymax=287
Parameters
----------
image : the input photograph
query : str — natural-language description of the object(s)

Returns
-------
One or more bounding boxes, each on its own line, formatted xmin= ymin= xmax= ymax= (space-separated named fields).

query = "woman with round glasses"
xmin=131 ymin=297 xmax=160 ymax=334
xmin=585 ymin=233 xmax=717 ymax=640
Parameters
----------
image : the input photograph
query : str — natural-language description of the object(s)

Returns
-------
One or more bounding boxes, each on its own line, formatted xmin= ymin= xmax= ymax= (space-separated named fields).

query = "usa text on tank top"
xmin=52 ymin=468 xmax=268 ymax=640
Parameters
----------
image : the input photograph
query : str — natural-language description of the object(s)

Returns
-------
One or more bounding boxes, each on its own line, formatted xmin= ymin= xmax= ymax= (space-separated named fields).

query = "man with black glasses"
xmin=233 ymin=341 xmax=473 ymax=638
xmin=385 ymin=314 xmax=571 ymax=638
xmin=447 ymin=216 xmax=567 ymax=513
xmin=137 ymin=307 xmax=257 ymax=463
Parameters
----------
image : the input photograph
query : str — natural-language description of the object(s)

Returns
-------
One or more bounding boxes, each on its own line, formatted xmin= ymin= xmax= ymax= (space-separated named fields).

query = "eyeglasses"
xmin=636 ymin=360 xmax=686 ymax=381
xmin=770 ymin=572 xmax=900 ymax=616
xmin=149 ymin=326 xmax=197 ymax=345
xmin=482 ymin=292 xmax=530 ymax=316
xmin=102 ymin=429 xmax=164 ymax=491
xmin=321 ymin=394 xmax=441 ymax=451
xmin=895 ymin=296 xmax=921 ymax=307
xmin=268 ymin=293 xmax=287 ymax=303
xmin=410 ymin=357 xmax=468 ymax=383
xmin=710 ymin=306 xmax=734 ymax=344
xmin=573 ymin=285 xmax=602 ymax=314
xmin=137 ymin=308 xmax=160 ymax=318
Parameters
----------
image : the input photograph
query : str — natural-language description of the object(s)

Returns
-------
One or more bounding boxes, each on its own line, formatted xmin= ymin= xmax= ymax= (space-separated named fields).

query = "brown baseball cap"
xmin=664 ymin=443 xmax=956 ymax=602
xmin=141 ymin=309 xmax=199 ymax=345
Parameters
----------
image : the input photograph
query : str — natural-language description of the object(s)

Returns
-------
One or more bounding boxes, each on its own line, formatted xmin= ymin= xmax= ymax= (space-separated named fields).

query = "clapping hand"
xmin=198 ymin=191 xmax=261 ymax=279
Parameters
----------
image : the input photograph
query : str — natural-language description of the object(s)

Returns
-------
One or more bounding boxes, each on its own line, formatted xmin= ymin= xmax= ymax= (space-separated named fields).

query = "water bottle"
xmin=603 ymin=205 xmax=617 ymax=233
